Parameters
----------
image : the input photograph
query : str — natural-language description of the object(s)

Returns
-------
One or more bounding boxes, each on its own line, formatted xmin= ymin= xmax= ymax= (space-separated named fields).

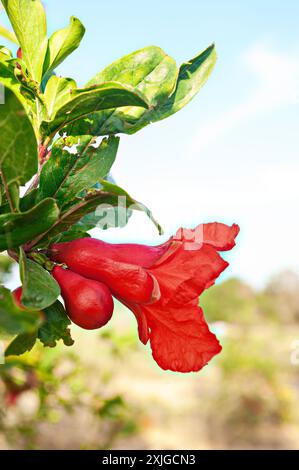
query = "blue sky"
xmin=1 ymin=0 xmax=299 ymax=287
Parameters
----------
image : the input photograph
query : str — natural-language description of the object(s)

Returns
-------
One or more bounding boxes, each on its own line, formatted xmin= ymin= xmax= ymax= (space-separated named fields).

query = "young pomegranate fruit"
xmin=52 ymin=266 xmax=114 ymax=330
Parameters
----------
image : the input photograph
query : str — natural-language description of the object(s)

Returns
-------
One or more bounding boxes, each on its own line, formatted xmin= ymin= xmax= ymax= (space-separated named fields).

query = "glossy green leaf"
xmin=38 ymin=135 xmax=119 ymax=206
xmin=38 ymin=300 xmax=74 ymax=348
xmin=49 ymin=229 xmax=91 ymax=245
xmin=107 ymin=44 xmax=217 ymax=134
xmin=18 ymin=188 xmax=38 ymax=212
xmin=2 ymin=0 xmax=48 ymax=81
xmin=43 ymin=16 xmax=85 ymax=75
xmin=40 ymin=82 xmax=149 ymax=137
xmin=64 ymin=44 xmax=216 ymax=137
xmin=74 ymin=178 xmax=132 ymax=232
xmin=97 ymin=180 xmax=162 ymax=234
xmin=0 ymin=61 xmax=36 ymax=114
xmin=0 ymin=285 xmax=41 ymax=335
xmin=0 ymin=24 xmax=18 ymax=44
xmin=65 ymin=45 xmax=177 ymax=137
xmin=0 ymin=188 xmax=38 ymax=215
xmin=0 ymin=198 xmax=59 ymax=251
xmin=19 ymin=253 xmax=60 ymax=310
xmin=34 ymin=180 xmax=162 ymax=247
xmin=150 ymin=44 xmax=217 ymax=123
xmin=88 ymin=45 xmax=177 ymax=107
xmin=0 ymin=182 xmax=7 ymax=206
xmin=5 ymin=331 xmax=37 ymax=356
xmin=44 ymin=75 xmax=77 ymax=119
xmin=0 ymin=87 xmax=37 ymax=205
xmin=0 ymin=45 xmax=12 ymax=61
xmin=75 ymin=206 xmax=132 ymax=232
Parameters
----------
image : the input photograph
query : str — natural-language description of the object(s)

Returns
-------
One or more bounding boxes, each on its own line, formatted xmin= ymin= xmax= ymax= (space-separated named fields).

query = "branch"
xmin=24 ymin=145 xmax=51 ymax=196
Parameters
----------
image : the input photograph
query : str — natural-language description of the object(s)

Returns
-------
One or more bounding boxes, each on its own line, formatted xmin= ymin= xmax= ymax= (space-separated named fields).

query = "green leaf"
xmin=40 ymin=82 xmax=149 ymax=138
xmin=0 ymin=285 xmax=41 ymax=336
xmin=0 ymin=45 xmax=13 ymax=61
xmin=97 ymin=180 xmax=162 ymax=234
xmin=0 ymin=61 xmax=36 ymax=114
xmin=64 ymin=44 xmax=216 ymax=137
xmin=0 ymin=87 xmax=37 ymax=202
xmin=88 ymin=45 xmax=177 ymax=108
xmin=150 ymin=44 xmax=217 ymax=123
xmin=5 ymin=331 xmax=37 ymax=357
xmin=33 ymin=180 xmax=162 ymax=247
xmin=37 ymin=135 xmax=119 ymax=206
xmin=75 ymin=206 xmax=132 ymax=232
xmin=4 ymin=301 xmax=74 ymax=355
xmin=19 ymin=253 xmax=60 ymax=310
xmin=0 ymin=182 xmax=7 ymax=207
xmin=0 ymin=188 xmax=38 ymax=215
xmin=38 ymin=300 xmax=74 ymax=348
xmin=2 ymin=0 xmax=47 ymax=81
xmin=49 ymin=229 xmax=91 ymax=245
xmin=43 ymin=16 xmax=85 ymax=76
xmin=13 ymin=57 xmax=46 ymax=103
xmin=44 ymin=75 xmax=77 ymax=119
xmin=65 ymin=45 xmax=177 ymax=137
xmin=0 ymin=198 xmax=59 ymax=251
xmin=18 ymin=188 xmax=38 ymax=212
xmin=0 ymin=24 xmax=18 ymax=44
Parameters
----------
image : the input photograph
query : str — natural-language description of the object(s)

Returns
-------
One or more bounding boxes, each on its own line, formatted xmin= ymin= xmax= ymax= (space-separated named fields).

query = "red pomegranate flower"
xmin=50 ymin=222 xmax=239 ymax=373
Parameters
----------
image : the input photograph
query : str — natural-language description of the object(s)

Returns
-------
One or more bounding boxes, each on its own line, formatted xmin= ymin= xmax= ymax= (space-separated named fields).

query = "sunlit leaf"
xmin=43 ymin=16 xmax=85 ymax=75
xmin=0 ymin=87 xmax=37 ymax=207
xmin=38 ymin=300 xmax=74 ymax=348
xmin=38 ymin=135 xmax=119 ymax=206
xmin=5 ymin=331 xmax=37 ymax=356
xmin=40 ymin=82 xmax=149 ymax=137
xmin=0 ymin=198 xmax=59 ymax=251
xmin=2 ymin=0 xmax=48 ymax=81
xmin=0 ymin=23 xmax=17 ymax=44
xmin=44 ymin=75 xmax=77 ymax=119
xmin=33 ymin=180 xmax=162 ymax=247
xmin=0 ymin=285 xmax=41 ymax=336
xmin=19 ymin=251 xmax=60 ymax=310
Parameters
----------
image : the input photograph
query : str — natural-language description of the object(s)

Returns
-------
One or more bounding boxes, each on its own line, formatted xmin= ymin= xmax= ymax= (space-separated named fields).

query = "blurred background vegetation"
xmin=1 ymin=254 xmax=299 ymax=450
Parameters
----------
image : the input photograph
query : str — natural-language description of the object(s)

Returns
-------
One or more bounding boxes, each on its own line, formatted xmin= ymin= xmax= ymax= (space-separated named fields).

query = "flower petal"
xmin=144 ymin=299 xmax=222 ymax=372
xmin=173 ymin=223 xmax=240 ymax=251
xmin=151 ymin=243 xmax=229 ymax=305
xmin=123 ymin=223 xmax=239 ymax=372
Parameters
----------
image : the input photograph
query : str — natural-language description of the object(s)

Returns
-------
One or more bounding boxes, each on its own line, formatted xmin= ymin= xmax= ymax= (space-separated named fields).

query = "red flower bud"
xmin=17 ymin=47 xmax=22 ymax=59
xmin=52 ymin=266 xmax=114 ymax=330
xmin=50 ymin=239 xmax=158 ymax=304
xmin=49 ymin=223 xmax=240 ymax=372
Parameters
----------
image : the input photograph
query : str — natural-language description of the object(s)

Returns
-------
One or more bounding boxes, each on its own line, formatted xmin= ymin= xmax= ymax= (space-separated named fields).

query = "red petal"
xmin=151 ymin=243 xmax=229 ymax=305
xmin=143 ymin=300 xmax=221 ymax=372
xmin=123 ymin=301 xmax=150 ymax=345
xmin=123 ymin=223 xmax=238 ymax=372
xmin=173 ymin=223 xmax=240 ymax=251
